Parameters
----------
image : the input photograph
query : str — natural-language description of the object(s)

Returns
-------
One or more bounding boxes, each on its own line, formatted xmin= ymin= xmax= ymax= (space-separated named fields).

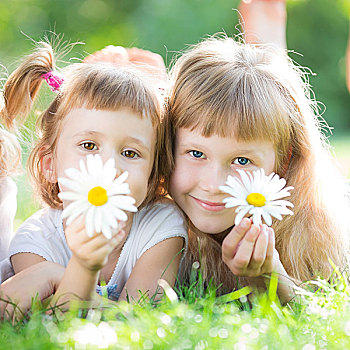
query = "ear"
xmin=41 ymin=151 xmax=57 ymax=183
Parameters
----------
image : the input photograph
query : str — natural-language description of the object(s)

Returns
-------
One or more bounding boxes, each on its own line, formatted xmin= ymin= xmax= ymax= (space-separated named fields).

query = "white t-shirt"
xmin=7 ymin=200 xmax=188 ymax=297
xmin=0 ymin=177 xmax=17 ymax=262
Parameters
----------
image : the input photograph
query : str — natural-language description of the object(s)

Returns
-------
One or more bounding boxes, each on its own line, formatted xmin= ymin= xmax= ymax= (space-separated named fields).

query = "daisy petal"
xmin=234 ymin=206 xmax=250 ymax=226
xmin=221 ymin=168 xmax=294 ymax=229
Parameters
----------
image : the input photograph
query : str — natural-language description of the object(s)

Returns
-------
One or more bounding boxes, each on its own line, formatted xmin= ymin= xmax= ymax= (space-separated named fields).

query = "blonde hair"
xmin=164 ymin=36 xmax=350 ymax=292
xmin=0 ymin=128 xmax=21 ymax=179
xmin=1 ymin=42 xmax=164 ymax=209
xmin=0 ymin=73 xmax=21 ymax=179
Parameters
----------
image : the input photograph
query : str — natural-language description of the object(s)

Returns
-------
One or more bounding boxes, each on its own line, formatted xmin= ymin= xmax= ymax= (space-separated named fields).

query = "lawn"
xmin=2 ymin=135 xmax=350 ymax=349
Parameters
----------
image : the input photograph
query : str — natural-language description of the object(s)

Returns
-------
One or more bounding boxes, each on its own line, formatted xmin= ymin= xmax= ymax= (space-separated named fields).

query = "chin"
xmin=191 ymin=219 xmax=233 ymax=236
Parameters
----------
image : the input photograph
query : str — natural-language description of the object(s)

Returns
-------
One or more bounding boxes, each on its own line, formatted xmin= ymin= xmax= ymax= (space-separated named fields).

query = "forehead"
xmin=60 ymin=108 xmax=156 ymax=141
xmin=176 ymin=127 xmax=274 ymax=150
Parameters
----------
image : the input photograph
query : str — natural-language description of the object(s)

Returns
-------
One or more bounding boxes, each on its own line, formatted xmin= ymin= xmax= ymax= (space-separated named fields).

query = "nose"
xmin=199 ymin=163 xmax=227 ymax=194
xmin=102 ymin=150 xmax=123 ymax=176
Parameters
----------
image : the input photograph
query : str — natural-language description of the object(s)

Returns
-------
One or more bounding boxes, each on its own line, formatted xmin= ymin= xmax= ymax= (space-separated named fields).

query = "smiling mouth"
xmin=190 ymin=195 xmax=226 ymax=212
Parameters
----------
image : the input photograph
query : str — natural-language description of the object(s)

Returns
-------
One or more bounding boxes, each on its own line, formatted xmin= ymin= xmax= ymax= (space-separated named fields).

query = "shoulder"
xmin=129 ymin=199 xmax=188 ymax=257
xmin=15 ymin=207 xmax=62 ymax=239
xmin=9 ymin=207 xmax=66 ymax=262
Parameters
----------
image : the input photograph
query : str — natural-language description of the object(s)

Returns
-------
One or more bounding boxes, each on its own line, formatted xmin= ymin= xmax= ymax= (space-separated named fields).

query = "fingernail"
xmin=251 ymin=225 xmax=259 ymax=236
xmin=241 ymin=218 xmax=250 ymax=229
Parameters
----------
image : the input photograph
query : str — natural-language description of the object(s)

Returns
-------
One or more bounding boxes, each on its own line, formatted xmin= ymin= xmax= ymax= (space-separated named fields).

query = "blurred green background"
xmin=0 ymin=0 xmax=349 ymax=224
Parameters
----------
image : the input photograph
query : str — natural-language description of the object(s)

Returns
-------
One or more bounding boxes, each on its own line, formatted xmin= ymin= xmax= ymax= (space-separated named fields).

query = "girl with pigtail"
xmin=0 ymin=40 xmax=187 ymax=319
xmin=0 ymin=127 xmax=20 ymax=263
xmin=0 ymin=70 xmax=21 ymax=268
xmin=162 ymin=36 xmax=350 ymax=303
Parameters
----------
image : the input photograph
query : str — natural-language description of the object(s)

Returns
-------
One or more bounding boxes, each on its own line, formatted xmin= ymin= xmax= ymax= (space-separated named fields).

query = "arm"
xmin=12 ymin=216 xmax=126 ymax=308
xmin=221 ymin=218 xmax=296 ymax=304
xmin=0 ymin=261 xmax=64 ymax=322
xmin=11 ymin=252 xmax=46 ymax=274
xmin=238 ymin=0 xmax=287 ymax=49
xmin=51 ymin=216 xmax=127 ymax=307
xmin=119 ymin=236 xmax=184 ymax=302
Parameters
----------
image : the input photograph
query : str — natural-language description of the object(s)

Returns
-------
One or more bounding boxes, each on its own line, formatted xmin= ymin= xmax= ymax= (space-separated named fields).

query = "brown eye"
xmin=122 ymin=150 xmax=139 ymax=158
xmin=82 ymin=142 xmax=97 ymax=151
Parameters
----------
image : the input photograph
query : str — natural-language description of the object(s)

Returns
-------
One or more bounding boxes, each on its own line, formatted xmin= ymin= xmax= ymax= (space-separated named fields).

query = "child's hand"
xmin=84 ymin=46 xmax=167 ymax=81
xmin=221 ymin=218 xmax=279 ymax=278
xmin=65 ymin=216 xmax=127 ymax=272
xmin=83 ymin=45 xmax=129 ymax=66
xmin=127 ymin=47 xmax=167 ymax=80
xmin=0 ymin=261 xmax=64 ymax=323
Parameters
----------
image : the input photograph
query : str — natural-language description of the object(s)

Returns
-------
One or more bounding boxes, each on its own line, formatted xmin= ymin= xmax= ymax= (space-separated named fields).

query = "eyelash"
xmin=187 ymin=151 xmax=252 ymax=167
xmin=188 ymin=150 xmax=206 ymax=159
xmin=79 ymin=142 xmax=140 ymax=159
xmin=80 ymin=142 xmax=98 ymax=151
xmin=233 ymin=157 xmax=251 ymax=166
xmin=122 ymin=150 xmax=140 ymax=159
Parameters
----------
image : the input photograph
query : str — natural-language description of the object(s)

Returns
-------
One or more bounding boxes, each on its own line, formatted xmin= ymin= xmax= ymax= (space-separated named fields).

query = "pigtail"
xmin=1 ymin=42 xmax=56 ymax=128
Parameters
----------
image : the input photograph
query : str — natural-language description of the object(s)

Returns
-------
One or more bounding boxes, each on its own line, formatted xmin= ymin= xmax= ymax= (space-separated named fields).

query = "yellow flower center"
xmin=88 ymin=186 xmax=108 ymax=206
xmin=246 ymin=193 xmax=266 ymax=207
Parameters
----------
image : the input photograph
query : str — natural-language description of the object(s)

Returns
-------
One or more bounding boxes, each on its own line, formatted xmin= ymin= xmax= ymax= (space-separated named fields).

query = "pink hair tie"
xmin=41 ymin=71 xmax=64 ymax=92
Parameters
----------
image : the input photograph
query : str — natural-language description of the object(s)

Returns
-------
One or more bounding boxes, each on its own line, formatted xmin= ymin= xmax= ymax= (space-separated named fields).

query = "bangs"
xmin=172 ymin=68 xmax=293 ymax=148
xmin=57 ymin=63 xmax=161 ymax=126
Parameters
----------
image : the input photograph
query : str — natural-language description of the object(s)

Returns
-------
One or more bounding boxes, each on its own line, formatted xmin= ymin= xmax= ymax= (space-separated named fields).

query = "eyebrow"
xmin=73 ymin=130 xmax=103 ymax=138
xmin=73 ymin=131 xmax=152 ymax=151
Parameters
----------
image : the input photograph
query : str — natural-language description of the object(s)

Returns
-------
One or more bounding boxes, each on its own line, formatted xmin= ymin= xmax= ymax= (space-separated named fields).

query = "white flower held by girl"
xmin=58 ymin=154 xmax=137 ymax=239
xmin=219 ymin=169 xmax=293 ymax=227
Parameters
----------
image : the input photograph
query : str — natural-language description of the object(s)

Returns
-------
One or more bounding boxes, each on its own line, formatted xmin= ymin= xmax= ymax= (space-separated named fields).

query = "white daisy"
xmin=219 ymin=168 xmax=294 ymax=226
xmin=58 ymin=154 xmax=137 ymax=239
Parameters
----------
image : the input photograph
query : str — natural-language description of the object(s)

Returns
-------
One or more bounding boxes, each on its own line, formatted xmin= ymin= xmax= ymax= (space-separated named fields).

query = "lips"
xmin=190 ymin=195 xmax=226 ymax=212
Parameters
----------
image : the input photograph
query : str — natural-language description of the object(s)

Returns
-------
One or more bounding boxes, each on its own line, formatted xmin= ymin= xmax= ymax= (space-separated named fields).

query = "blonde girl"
xmin=2 ymin=42 xmax=187 ymax=306
xmin=163 ymin=36 xmax=350 ymax=302
xmin=0 ymin=127 xmax=19 ymax=264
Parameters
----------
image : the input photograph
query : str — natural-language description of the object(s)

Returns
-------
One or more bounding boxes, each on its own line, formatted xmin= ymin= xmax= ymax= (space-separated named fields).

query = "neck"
xmin=189 ymin=222 xmax=233 ymax=245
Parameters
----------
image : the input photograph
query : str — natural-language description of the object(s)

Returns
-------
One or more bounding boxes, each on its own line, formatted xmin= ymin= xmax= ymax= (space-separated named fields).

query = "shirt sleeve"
xmin=0 ymin=177 xmax=17 ymax=261
xmin=135 ymin=201 xmax=188 ymax=259
xmin=9 ymin=209 xmax=67 ymax=264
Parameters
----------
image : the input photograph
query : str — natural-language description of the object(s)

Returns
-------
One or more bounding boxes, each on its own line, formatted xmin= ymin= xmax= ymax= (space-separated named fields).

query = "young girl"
xmin=162 ymin=36 xmax=350 ymax=302
xmin=0 ymin=127 xmax=19 ymax=264
xmin=2 ymin=42 xmax=187 ymax=305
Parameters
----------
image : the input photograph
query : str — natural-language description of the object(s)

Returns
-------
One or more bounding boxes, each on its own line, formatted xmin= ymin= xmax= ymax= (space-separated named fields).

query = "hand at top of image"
xmin=84 ymin=45 xmax=167 ymax=83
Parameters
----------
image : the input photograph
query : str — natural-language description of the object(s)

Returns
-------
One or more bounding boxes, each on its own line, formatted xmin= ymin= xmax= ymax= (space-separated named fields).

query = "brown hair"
xmin=163 ymin=36 xmax=350 ymax=292
xmin=1 ymin=42 xmax=164 ymax=209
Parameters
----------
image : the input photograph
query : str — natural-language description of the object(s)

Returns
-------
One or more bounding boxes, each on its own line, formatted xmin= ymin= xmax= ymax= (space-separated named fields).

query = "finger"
xmin=87 ymin=246 xmax=113 ymax=268
xmin=249 ymin=224 xmax=269 ymax=271
xmin=229 ymin=224 xmax=260 ymax=272
xmin=79 ymin=232 xmax=111 ymax=252
xmin=127 ymin=48 xmax=165 ymax=68
xmin=261 ymin=227 xmax=275 ymax=273
xmin=222 ymin=218 xmax=252 ymax=261
xmin=109 ymin=230 xmax=127 ymax=249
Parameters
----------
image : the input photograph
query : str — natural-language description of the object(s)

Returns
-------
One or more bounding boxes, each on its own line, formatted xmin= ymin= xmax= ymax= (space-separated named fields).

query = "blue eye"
xmin=189 ymin=150 xmax=205 ymax=159
xmin=233 ymin=157 xmax=250 ymax=165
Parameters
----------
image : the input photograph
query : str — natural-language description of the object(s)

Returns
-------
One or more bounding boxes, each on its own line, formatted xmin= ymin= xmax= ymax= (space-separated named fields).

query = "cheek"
xmin=169 ymin=158 xmax=197 ymax=197
xmin=263 ymin=153 xmax=276 ymax=174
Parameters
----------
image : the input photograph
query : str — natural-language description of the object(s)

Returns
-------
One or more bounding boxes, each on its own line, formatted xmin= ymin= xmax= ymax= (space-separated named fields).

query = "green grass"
xmin=4 ymin=135 xmax=350 ymax=349
xmin=1 ymin=272 xmax=350 ymax=349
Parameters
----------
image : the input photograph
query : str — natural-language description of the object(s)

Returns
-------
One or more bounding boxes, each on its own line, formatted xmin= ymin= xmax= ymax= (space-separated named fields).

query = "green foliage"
xmin=287 ymin=0 xmax=350 ymax=136
xmin=0 ymin=0 xmax=348 ymax=136
xmin=2 ymin=273 xmax=350 ymax=349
